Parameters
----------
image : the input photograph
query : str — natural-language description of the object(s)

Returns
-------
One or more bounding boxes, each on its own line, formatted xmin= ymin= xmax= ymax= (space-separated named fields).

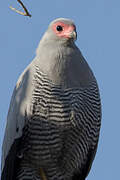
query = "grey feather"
xmin=1 ymin=18 xmax=101 ymax=180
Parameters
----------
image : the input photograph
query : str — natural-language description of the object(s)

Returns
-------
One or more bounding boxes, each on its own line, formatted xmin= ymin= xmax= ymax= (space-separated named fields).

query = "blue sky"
xmin=0 ymin=0 xmax=120 ymax=179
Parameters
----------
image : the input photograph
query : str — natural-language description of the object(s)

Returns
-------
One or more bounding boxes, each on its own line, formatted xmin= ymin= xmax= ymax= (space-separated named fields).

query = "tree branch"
xmin=9 ymin=0 xmax=31 ymax=17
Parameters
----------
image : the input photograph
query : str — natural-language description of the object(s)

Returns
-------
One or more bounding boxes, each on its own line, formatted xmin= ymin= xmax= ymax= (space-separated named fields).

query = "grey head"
xmin=36 ymin=18 xmax=95 ymax=88
xmin=36 ymin=18 xmax=77 ymax=52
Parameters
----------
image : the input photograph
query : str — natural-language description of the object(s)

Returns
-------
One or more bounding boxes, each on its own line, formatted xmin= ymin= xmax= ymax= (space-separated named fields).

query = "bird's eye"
xmin=56 ymin=25 xmax=63 ymax=31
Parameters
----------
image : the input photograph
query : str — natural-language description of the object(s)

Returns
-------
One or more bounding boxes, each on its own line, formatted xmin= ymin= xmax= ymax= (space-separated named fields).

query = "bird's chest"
xmin=25 ymin=70 xmax=84 ymax=166
xmin=31 ymin=67 xmax=83 ymax=127
xmin=24 ymin=68 xmax=100 ymax=169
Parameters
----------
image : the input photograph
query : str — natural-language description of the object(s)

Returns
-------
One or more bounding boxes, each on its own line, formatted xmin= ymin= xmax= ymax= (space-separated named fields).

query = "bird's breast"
xmin=21 ymin=66 xmax=101 ymax=170
xmin=23 ymin=66 xmax=83 ymax=166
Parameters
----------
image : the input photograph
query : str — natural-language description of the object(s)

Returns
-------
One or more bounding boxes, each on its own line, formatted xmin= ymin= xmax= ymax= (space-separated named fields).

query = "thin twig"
xmin=9 ymin=0 xmax=31 ymax=17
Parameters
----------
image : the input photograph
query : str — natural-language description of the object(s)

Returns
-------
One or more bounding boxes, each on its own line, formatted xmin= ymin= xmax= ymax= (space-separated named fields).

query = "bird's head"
xmin=50 ymin=18 xmax=77 ymax=41
xmin=41 ymin=18 xmax=77 ymax=44
xmin=36 ymin=18 xmax=77 ymax=56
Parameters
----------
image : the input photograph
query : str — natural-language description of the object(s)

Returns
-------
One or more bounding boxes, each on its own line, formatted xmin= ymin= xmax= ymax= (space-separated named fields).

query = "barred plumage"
xmin=1 ymin=18 xmax=101 ymax=180
xmin=16 ymin=66 xmax=101 ymax=180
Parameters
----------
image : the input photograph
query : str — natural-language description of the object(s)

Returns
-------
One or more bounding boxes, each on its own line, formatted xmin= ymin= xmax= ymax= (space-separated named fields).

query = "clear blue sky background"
xmin=0 ymin=0 xmax=120 ymax=179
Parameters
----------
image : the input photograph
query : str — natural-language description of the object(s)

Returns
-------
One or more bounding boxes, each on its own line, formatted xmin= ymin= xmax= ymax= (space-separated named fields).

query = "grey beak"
xmin=71 ymin=30 xmax=77 ymax=41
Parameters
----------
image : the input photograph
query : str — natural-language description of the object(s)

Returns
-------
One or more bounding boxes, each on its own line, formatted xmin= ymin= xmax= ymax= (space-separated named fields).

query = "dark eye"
xmin=56 ymin=25 xmax=63 ymax=31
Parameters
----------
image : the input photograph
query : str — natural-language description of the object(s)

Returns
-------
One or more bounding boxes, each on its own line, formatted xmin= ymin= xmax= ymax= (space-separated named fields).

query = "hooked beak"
xmin=70 ymin=30 xmax=77 ymax=41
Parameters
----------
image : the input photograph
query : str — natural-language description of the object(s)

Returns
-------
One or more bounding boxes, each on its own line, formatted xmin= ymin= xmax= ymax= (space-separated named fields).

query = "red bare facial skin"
xmin=52 ymin=21 xmax=76 ymax=39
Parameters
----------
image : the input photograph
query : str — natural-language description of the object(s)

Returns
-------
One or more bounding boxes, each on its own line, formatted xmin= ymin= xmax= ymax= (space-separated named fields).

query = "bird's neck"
xmin=35 ymin=41 xmax=94 ymax=88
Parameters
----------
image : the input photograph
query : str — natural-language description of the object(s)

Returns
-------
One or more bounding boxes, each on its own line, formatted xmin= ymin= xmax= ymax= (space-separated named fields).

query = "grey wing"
xmin=1 ymin=63 xmax=35 ymax=180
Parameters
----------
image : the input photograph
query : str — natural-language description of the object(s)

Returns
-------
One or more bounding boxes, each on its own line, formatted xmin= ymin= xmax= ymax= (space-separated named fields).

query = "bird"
xmin=1 ymin=18 xmax=101 ymax=180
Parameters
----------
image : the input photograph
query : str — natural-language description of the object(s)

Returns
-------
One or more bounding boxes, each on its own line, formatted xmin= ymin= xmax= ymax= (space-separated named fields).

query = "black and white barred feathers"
xmin=1 ymin=18 xmax=101 ymax=180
